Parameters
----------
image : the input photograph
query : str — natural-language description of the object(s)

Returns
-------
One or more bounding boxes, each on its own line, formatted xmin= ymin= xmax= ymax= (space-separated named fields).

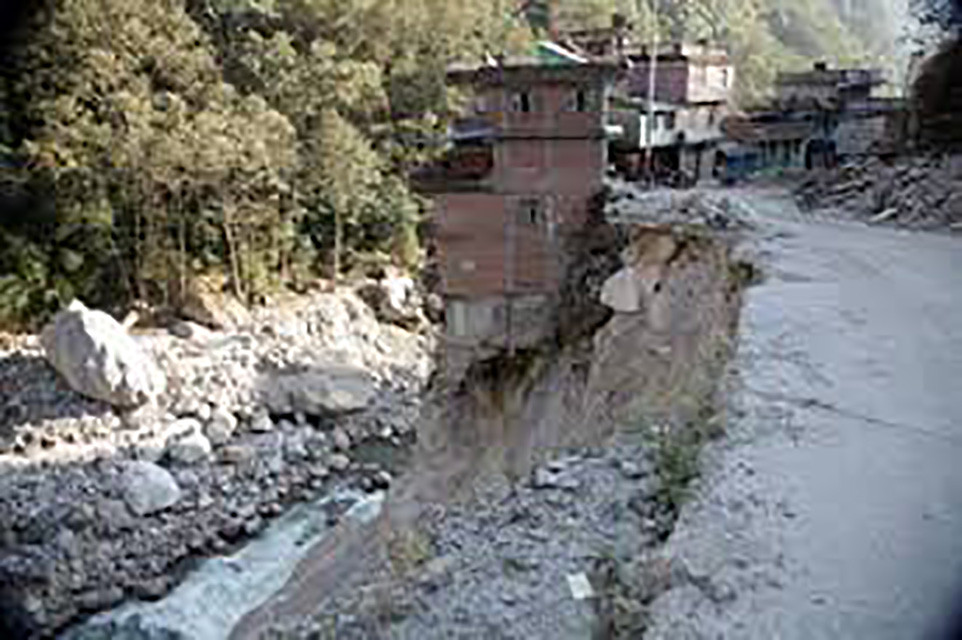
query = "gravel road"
xmin=646 ymin=189 xmax=962 ymax=639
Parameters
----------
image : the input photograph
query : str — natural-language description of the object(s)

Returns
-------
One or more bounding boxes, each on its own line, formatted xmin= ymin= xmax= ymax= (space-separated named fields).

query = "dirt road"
xmin=646 ymin=189 xmax=962 ymax=639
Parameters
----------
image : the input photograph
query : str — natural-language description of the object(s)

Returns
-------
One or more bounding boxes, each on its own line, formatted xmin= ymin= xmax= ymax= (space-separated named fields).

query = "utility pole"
xmin=644 ymin=0 xmax=658 ymax=185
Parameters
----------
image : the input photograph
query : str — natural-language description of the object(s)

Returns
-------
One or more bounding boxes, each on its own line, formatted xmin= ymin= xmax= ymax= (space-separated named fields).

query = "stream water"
xmin=62 ymin=489 xmax=385 ymax=640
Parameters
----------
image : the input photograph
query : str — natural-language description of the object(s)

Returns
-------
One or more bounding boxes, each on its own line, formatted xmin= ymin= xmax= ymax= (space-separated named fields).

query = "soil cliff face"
xmin=406 ymin=220 xmax=744 ymax=505
xmin=225 ymin=193 xmax=751 ymax=639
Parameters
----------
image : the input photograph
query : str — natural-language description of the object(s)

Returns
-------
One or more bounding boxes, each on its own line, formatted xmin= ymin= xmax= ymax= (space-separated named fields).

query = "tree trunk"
xmin=334 ymin=206 xmax=342 ymax=282
xmin=178 ymin=188 xmax=187 ymax=306
xmin=223 ymin=203 xmax=243 ymax=299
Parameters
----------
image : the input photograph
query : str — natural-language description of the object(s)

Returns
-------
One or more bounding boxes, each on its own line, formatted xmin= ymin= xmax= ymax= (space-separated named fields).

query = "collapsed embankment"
xmin=24 ymin=185 xmax=755 ymax=639
xmin=795 ymin=154 xmax=962 ymax=230
xmin=237 ymin=189 xmax=755 ymax=639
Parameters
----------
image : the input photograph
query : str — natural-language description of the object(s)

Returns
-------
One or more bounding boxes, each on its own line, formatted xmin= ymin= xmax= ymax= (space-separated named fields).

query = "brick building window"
xmin=511 ymin=91 xmax=532 ymax=113
xmin=518 ymin=198 xmax=543 ymax=225
xmin=563 ymin=89 xmax=587 ymax=112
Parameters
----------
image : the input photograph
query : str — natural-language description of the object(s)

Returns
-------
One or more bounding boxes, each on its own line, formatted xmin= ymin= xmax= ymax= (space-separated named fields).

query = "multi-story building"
xmin=775 ymin=62 xmax=885 ymax=107
xmin=413 ymin=59 xmax=617 ymax=372
xmin=608 ymin=41 xmax=734 ymax=183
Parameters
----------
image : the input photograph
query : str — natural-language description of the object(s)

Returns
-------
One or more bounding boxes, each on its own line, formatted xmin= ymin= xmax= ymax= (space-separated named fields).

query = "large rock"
xmin=40 ymin=300 xmax=166 ymax=408
xmin=356 ymin=270 xmax=425 ymax=329
xmin=180 ymin=284 xmax=250 ymax=330
xmin=119 ymin=461 xmax=182 ymax=516
xmin=204 ymin=407 xmax=238 ymax=446
xmin=600 ymin=268 xmax=644 ymax=313
xmin=165 ymin=423 xmax=212 ymax=465
xmin=260 ymin=365 xmax=375 ymax=416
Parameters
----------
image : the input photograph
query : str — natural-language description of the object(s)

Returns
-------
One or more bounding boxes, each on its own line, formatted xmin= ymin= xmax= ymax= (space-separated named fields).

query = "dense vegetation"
xmin=552 ymin=0 xmax=897 ymax=103
xmin=0 ymin=0 xmax=898 ymax=328
xmin=0 ymin=0 xmax=530 ymax=326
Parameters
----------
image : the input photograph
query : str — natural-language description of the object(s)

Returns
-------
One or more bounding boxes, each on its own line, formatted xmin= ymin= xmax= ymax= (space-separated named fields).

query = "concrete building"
xmin=607 ymin=42 xmax=734 ymax=183
xmin=715 ymin=62 xmax=906 ymax=181
xmin=775 ymin=62 xmax=904 ymax=163
xmin=414 ymin=59 xmax=617 ymax=371
xmin=775 ymin=63 xmax=885 ymax=107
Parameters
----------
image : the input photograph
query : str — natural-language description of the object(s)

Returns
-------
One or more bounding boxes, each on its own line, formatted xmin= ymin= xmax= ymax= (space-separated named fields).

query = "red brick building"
xmin=414 ymin=60 xmax=616 ymax=366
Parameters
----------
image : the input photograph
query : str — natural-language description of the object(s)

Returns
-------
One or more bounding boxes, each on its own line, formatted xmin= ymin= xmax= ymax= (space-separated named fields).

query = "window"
xmin=708 ymin=108 xmax=717 ymax=126
xmin=447 ymin=300 xmax=468 ymax=337
xmin=722 ymin=68 xmax=730 ymax=88
xmin=665 ymin=112 xmax=677 ymax=131
xmin=518 ymin=198 xmax=543 ymax=225
xmin=511 ymin=91 xmax=532 ymax=113
xmin=563 ymin=88 xmax=593 ymax=112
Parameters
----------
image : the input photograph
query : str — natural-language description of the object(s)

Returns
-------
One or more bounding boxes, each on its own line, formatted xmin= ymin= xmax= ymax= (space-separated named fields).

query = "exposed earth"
xmin=3 ymin=183 xmax=962 ymax=640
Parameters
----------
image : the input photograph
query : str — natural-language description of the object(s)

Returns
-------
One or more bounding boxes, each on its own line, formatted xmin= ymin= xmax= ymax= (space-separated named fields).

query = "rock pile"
xmin=0 ymin=286 xmax=435 ymax=637
xmin=796 ymin=154 xmax=962 ymax=230
xmin=606 ymin=180 xmax=759 ymax=231
xmin=268 ymin=444 xmax=667 ymax=640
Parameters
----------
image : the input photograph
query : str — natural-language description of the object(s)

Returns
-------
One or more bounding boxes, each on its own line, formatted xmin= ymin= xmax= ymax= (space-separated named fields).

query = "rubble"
xmin=796 ymin=153 xmax=962 ymax=229
xmin=0 ymin=285 xmax=435 ymax=637
xmin=605 ymin=179 xmax=759 ymax=231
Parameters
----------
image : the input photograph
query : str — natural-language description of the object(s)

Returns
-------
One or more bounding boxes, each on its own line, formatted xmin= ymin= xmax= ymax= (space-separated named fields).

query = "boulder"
xmin=205 ymin=407 xmax=238 ymax=446
xmin=329 ymin=453 xmax=351 ymax=471
xmin=260 ymin=365 xmax=375 ymax=416
xmin=600 ymin=268 xmax=643 ymax=313
xmin=165 ymin=429 xmax=212 ymax=465
xmin=119 ymin=461 xmax=181 ymax=516
xmin=355 ymin=271 xmax=425 ymax=329
xmin=180 ymin=284 xmax=250 ymax=330
xmin=168 ymin=320 xmax=214 ymax=342
xmin=40 ymin=300 xmax=166 ymax=408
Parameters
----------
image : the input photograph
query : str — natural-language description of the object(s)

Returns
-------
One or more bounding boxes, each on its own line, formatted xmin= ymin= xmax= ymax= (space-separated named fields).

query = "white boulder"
xmin=260 ymin=364 xmax=375 ymax=416
xmin=205 ymin=407 xmax=238 ymax=446
xmin=40 ymin=300 xmax=165 ymax=408
xmin=165 ymin=425 xmax=212 ymax=465
xmin=119 ymin=461 xmax=181 ymax=516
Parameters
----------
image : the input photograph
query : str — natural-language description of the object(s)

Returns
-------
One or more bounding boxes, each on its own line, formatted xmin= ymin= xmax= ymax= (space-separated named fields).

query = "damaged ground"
xmin=645 ymin=189 xmax=962 ymax=639
xmin=1 ymin=184 xmax=757 ymax=639
xmin=219 ymin=187 xmax=753 ymax=640
xmin=0 ymin=281 xmax=435 ymax=638
xmin=795 ymin=153 xmax=962 ymax=230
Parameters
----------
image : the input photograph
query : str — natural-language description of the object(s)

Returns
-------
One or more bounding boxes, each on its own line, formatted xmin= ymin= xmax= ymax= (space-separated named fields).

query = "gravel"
xmin=795 ymin=153 xmax=962 ymax=230
xmin=269 ymin=443 xmax=667 ymax=640
xmin=0 ymin=286 xmax=435 ymax=637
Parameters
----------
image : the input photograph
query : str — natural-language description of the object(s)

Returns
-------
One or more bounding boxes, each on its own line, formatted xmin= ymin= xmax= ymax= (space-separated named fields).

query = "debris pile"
xmin=266 ymin=445 xmax=664 ymax=640
xmin=796 ymin=154 xmax=962 ymax=230
xmin=0 ymin=286 xmax=435 ymax=637
xmin=605 ymin=180 xmax=759 ymax=231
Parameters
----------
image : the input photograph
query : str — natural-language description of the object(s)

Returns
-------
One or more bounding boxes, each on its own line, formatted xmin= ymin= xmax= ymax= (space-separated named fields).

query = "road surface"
xmin=646 ymin=189 xmax=962 ymax=639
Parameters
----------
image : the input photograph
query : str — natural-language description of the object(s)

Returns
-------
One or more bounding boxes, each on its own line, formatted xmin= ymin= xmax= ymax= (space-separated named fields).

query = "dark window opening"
xmin=519 ymin=198 xmax=543 ymax=225
xmin=665 ymin=112 xmax=677 ymax=130
xmin=512 ymin=91 xmax=532 ymax=113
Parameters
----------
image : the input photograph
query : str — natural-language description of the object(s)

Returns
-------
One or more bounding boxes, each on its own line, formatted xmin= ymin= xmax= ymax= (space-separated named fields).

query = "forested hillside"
xmin=554 ymin=0 xmax=900 ymax=102
xmin=0 ymin=0 xmax=530 ymax=327
xmin=0 ymin=0 xmax=899 ymax=328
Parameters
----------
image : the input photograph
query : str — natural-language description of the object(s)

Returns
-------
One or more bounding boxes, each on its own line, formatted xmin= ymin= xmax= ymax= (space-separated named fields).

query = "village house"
xmin=717 ymin=62 xmax=905 ymax=180
xmin=413 ymin=58 xmax=617 ymax=372
xmin=606 ymin=41 xmax=734 ymax=184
